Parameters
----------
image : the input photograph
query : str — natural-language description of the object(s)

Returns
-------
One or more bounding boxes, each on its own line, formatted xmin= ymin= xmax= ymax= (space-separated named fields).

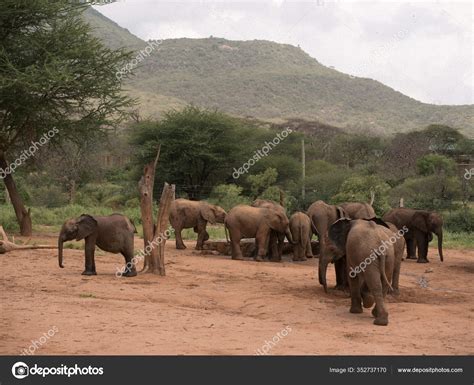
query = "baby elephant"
xmin=328 ymin=218 xmax=397 ymax=326
xmin=289 ymin=212 xmax=314 ymax=261
xmin=169 ymin=199 xmax=226 ymax=250
xmin=58 ymin=213 xmax=137 ymax=277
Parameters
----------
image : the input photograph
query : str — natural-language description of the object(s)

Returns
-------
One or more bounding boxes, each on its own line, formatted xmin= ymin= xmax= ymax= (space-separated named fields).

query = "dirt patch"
xmin=1 ymin=235 xmax=473 ymax=355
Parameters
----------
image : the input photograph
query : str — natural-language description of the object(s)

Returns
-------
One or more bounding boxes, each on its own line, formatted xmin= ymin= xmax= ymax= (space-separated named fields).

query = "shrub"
xmin=209 ymin=184 xmax=250 ymax=211
xmin=331 ymin=175 xmax=391 ymax=215
xmin=444 ymin=208 xmax=474 ymax=233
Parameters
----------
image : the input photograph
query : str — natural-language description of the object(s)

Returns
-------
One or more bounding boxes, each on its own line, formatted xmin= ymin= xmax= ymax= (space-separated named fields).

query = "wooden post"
xmin=138 ymin=145 xmax=175 ymax=276
xmin=138 ymin=146 xmax=161 ymax=273
xmin=154 ymin=183 xmax=175 ymax=275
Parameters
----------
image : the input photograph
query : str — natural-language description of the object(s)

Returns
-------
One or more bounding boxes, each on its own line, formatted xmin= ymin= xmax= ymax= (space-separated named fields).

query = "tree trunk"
xmin=138 ymin=146 xmax=161 ymax=273
xmin=154 ymin=182 xmax=175 ymax=275
xmin=68 ymin=179 xmax=76 ymax=204
xmin=138 ymin=143 xmax=176 ymax=275
xmin=0 ymin=152 xmax=32 ymax=236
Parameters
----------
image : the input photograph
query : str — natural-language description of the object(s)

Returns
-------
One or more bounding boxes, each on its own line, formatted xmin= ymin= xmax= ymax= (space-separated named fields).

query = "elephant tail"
xmin=379 ymin=253 xmax=393 ymax=292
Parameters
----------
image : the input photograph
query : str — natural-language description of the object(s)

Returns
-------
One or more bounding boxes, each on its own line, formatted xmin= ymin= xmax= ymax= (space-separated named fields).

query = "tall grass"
xmin=0 ymin=204 xmax=141 ymax=233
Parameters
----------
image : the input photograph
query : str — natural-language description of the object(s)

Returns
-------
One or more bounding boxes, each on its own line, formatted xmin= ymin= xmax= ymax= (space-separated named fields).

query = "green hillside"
xmin=84 ymin=8 xmax=473 ymax=136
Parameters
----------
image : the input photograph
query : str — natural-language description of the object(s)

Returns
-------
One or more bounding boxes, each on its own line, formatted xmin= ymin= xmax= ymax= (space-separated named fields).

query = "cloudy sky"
xmin=94 ymin=0 xmax=473 ymax=105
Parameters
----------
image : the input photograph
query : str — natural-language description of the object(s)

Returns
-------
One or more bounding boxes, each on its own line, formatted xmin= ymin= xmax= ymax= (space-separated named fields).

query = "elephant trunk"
xmin=58 ymin=236 xmax=64 ymax=268
xmin=285 ymin=228 xmax=295 ymax=244
xmin=319 ymin=255 xmax=329 ymax=293
xmin=436 ymin=228 xmax=444 ymax=262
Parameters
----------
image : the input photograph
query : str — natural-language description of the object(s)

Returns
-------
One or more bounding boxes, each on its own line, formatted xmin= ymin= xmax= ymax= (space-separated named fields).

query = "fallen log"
xmin=0 ymin=241 xmax=57 ymax=254
xmin=201 ymin=240 xmax=320 ymax=258
xmin=0 ymin=226 xmax=56 ymax=254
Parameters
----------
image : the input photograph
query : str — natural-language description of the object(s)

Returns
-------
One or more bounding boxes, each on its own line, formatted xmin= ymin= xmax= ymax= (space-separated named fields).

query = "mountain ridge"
xmin=84 ymin=7 xmax=473 ymax=137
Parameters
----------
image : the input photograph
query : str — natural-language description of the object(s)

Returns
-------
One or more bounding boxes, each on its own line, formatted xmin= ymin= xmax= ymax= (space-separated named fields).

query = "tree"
xmin=131 ymin=106 xmax=250 ymax=200
xmin=332 ymin=175 xmax=391 ymax=215
xmin=417 ymin=154 xmax=456 ymax=176
xmin=0 ymin=0 xmax=133 ymax=234
xmin=209 ymin=184 xmax=249 ymax=211
xmin=247 ymin=168 xmax=278 ymax=199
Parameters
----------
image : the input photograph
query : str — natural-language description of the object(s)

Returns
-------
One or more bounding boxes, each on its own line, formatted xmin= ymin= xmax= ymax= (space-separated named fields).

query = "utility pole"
xmin=301 ymin=138 xmax=305 ymax=201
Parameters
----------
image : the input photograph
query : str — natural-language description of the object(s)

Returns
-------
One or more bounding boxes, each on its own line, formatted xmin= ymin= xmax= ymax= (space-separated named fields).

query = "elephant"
xmin=382 ymin=208 xmax=444 ymax=263
xmin=289 ymin=212 xmax=315 ymax=261
xmin=368 ymin=218 xmax=406 ymax=296
xmin=328 ymin=218 xmax=396 ymax=326
xmin=58 ymin=213 xmax=137 ymax=277
xmin=251 ymin=199 xmax=290 ymax=261
xmin=169 ymin=198 xmax=226 ymax=250
xmin=224 ymin=204 xmax=294 ymax=261
xmin=307 ymin=200 xmax=376 ymax=292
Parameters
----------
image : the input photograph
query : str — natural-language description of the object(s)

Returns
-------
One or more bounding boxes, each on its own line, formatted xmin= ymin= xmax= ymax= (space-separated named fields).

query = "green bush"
xmin=331 ymin=175 xmax=391 ymax=215
xmin=444 ymin=208 xmax=474 ymax=233
xmin=29 ymin=185 xmax=68 ymax=208
xmin=209 ymin=184 xmax=250 ymax=211
xmin=390 ymin=175 xmax=462 ymax=211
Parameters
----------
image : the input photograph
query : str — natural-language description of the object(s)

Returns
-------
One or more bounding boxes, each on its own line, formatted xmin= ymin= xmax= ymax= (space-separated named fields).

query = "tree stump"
xmin=138 ymin=145 xmax=175 ymax=275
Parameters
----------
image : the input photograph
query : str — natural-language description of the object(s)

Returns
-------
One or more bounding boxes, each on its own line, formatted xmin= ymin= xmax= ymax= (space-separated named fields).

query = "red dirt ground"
xmin=1 ymin=234 xmax=473 ymax=355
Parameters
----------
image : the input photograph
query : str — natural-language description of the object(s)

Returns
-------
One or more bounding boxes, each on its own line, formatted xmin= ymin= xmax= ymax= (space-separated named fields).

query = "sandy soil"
xmin=1 ymin=234 xmax=473 ymax=355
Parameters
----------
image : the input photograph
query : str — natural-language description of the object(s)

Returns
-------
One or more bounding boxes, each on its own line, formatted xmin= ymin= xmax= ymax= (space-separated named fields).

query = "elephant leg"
xmin=349 ymin=274 xmax=363 ymax=314
xmin=318 ymin=242 xmax=326 ymax=285
xmin=305 ymin=236 xmax=313 ymax=259
xmin=277 ymin=233 xmax=284 ymax=259
xmin=82 ymin=236 xmax=97 ymax=276
xmin=406 ymin=237 xmax=416 ymax=259
xmin=121 ymin=245 xmax=137 ymax=277
xmin=361 ymin=282 xmax=375 ymax=308
xmin=365 ymin=270 xmax=388 ymax=326
xmin=175 ymin=226 xmax=186 ymax=249
xmin=334 ymin=257 xmax=346 ymax=290
xmin=256 ymin=232 xmax=270 ymax=262
xmin=229 ymin=229 xmax=243 ymax=260
xmin=416 ymin=232 xmax=429 ymax=263
xmin=390 ymin=261 xmax=401 ymax=296
xmin=292 ymin=244 xmax=305 ymax=261
xmin=268 ymin=232 xmax=280 ymax=262
xmin=195 ymin=221 xmax=208 ymax=250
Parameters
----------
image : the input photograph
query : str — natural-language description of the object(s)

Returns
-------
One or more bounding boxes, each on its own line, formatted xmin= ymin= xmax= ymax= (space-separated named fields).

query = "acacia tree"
xmin=131 ymin=106 xmax=250 ymax=200
xmin=0 ymin=0 xmax=133 ymax=234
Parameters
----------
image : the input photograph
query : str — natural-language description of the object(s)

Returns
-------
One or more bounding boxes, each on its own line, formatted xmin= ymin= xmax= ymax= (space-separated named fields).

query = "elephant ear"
xmin=366 ymin=217 xmax=390 ymax=229
xmin=412 ymin=212 xmax=428 ymax=232
xmin=335 ymin=206 xmax=347 ymax=219
xmin=267 ymin=210 xmax=287 ymax=232
xmin=328 ymin=218 xmax=352 ymax=255
xmin=75 ymin=215 xmax=98 ymax=241
xmin=201 ymin=204 xmax=217 ymax=225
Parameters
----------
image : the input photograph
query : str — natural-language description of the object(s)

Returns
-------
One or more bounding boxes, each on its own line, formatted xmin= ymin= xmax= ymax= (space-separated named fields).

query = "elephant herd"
xmin=57 ymin=198 xmax=445 ymax=326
